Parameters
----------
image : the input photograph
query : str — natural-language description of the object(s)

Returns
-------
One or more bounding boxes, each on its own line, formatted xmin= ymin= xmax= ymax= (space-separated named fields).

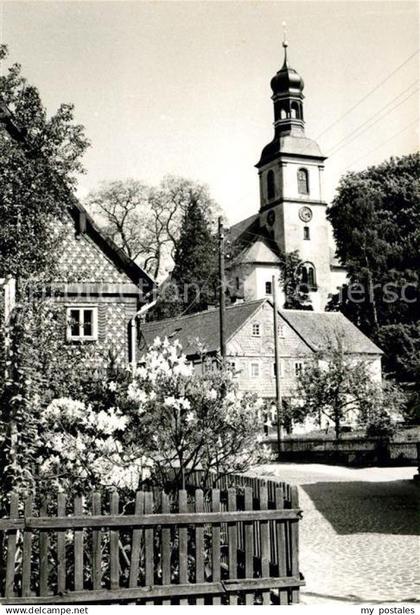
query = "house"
xmin=1 ymin=201 xmax=156 ymax=368
xmin=226 ymin=40 xmax=348 ymax=311
xmin=140 ymin=299 xmax=383 ymax=401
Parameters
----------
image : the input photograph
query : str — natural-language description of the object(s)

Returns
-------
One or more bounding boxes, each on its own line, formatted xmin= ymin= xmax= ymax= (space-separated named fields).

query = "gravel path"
xmin=250 ymin=464 xmax=419 ymax=604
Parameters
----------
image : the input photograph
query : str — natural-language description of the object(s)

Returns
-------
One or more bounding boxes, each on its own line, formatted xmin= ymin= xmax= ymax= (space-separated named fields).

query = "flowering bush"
xmin=2 ymin=335 xmax=264 ymax=499
xmin=120 ymin=337 xmax=265 ymax=487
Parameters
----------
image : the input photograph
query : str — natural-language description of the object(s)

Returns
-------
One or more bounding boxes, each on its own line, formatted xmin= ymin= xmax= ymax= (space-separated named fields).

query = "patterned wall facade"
xmin=52 ymin=218 xmax=141 ymax=366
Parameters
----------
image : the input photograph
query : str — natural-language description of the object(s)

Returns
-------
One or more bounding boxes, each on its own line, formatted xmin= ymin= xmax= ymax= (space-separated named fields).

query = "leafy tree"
xmin=280 ymin=250 xmax=312 ymax=309
xmin=150 ymin=195 xmax=219 ymax=319
xmin=327 ymin=154 xmax=420 ymax=393
xmin=0 ymin=45 xmax=89 ymax=281
xmin=293 ymin=345 xmax=403 ymax=440
xmin=86 ymin=176 xmax=221 ymax=281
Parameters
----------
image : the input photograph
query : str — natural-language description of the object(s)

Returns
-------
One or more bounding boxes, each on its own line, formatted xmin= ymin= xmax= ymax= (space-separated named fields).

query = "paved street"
xmin=250 ymin=463 xmax=419 ymax=604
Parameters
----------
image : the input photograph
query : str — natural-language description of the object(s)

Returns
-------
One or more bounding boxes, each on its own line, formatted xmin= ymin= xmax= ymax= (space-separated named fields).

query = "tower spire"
xmin=282 ymin=21 xmax=288 ymax=67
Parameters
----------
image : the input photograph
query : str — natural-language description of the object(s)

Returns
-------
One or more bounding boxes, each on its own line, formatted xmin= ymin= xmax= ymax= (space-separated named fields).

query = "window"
xmin=300 ymin=262 xmax=317 ymax=291
xmin=273 ymin=360 xmax=283 ymax=377
xmin=294 ymin=361 xmax=304 ymax=376
xmin=280 ymin=108 xmax=287 ymax=119
xmin=303 ymin=226 xmax=310 ymax=240
xmin=236 ymin=277 xmax=240 ymax=290
xmin=66 ymin=307 xmax=98 ymax=342
xmin=265 ymin=281 xmax=272 ymax=295
xmin=267 ymin=170 xmax=275 ymax=200
xmin=250 ymin=362 xmax=260 ymax=378
xmin=297 ymin=168 xmax=309 ymax=195
xmin=252 ymin=323 xmax=261 ymax=337
xmin=278 ymin=324 xmax=285 ymax=338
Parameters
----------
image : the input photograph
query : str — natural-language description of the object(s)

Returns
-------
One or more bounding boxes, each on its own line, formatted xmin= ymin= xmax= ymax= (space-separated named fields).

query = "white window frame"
xmin=278 ymin=324 xmax=285 ymax=338
xmin=252 ymin=323 xmax=261 ymax=337
xmin=66 ymin=306 xmax=98 ymax=342
xmin=249 ymin=361 xmax=260 ymax=378
xmin=273 ymin=360 xmax=284 ymax=378
xmin=294 ymin=360 xmax=304 ymax=376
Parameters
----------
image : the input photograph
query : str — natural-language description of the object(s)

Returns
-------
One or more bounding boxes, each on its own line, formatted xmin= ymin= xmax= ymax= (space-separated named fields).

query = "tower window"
xmin=303 ymin=226 xmax=310 ymax=240
xmin=291 ymin=102 xmax=300 ymax=119
xmin=267 ymin=170 xmax=275 ymax=200
xmin=265 ymin=281 xmax=272 ymax=295
xmin=300 ymin=262 xmax=317 ymax=291
xmin=280 ymin=108 xmax=287 ymax=119
xmin=297 ymin=168 xmax=309 ymax=195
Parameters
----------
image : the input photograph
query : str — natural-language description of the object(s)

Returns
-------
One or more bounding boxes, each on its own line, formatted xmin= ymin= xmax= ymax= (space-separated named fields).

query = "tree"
xmin=279 ymin=250 xmax=312 ymax=309
xmin=0 ymin=45 xmax=89 ymax=281
xmin=326 ymin=154 xmax=420 ymax=391
xmin=149 ymin=194 xmax=219 ymax=319
xmin=0 ymin=45 xmax=90 ymax=500
xmin=293 ymin=345 xmax=402 ymax=440
xmin=86 ymin=176 xmax=221 ymax=280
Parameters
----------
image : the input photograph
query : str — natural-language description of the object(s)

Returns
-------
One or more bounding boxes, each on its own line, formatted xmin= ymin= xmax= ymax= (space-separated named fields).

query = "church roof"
xmin=140 ymin=300 xmax=382 ymax=358
xmin=257 ymin=134 xmax=325 ymax=168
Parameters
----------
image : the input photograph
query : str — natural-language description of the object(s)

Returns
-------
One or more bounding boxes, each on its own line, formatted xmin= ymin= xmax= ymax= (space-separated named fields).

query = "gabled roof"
xmin=279 ymin=309 xmax=383 ymax=355
xmin=140 ymin=299 xmax=382 ymax=357
xmin=140 ymin=299 xmax=265 ymax=356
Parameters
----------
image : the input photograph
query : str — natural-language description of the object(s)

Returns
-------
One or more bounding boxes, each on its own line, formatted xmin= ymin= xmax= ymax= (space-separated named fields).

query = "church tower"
xmin=255 ymin=38 xmax=333 ymax=310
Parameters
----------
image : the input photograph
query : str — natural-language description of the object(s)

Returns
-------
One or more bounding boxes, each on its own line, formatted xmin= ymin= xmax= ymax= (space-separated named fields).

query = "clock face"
xmin=299 ymin=206 xmax=313 ymax=223
xmin=267 ymin=210 xmax=275 ymax=226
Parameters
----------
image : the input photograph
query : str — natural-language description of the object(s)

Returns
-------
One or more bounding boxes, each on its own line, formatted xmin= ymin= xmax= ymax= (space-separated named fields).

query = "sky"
xmin=1 ymin=0 xmax=418 ymax=225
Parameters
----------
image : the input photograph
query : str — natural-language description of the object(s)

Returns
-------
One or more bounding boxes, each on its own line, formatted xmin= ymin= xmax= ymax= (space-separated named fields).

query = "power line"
xmin=328 ymin=87 xmax=419 ymax=157
xmin=315 ymin=48 xmax=419 ymax=142
xmin=345 ymin=118 xmax=419 ymax=170
xmin=327 ymin=80 xmax=419 ymax=157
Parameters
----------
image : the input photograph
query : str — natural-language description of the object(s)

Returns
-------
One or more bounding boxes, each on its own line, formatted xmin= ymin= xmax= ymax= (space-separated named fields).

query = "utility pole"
xmin=218 ymin=217 xmax=227 ymax=359
xmin=272 ymin=274 xmax=283 ymax=458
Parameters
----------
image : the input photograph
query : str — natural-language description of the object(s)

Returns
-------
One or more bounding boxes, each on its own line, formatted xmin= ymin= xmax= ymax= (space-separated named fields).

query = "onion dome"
xmin=270 ymin=41 xmax=304 ymax=96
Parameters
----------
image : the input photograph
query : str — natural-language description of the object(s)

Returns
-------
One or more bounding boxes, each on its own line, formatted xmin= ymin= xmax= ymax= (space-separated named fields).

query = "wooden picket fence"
xmin=0 ymin=479 xmax=304 ymax=604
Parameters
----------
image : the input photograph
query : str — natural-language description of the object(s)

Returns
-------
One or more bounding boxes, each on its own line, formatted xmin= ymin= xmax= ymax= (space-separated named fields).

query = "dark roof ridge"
xmin=144 ymin=298 xmax=267 ymax=328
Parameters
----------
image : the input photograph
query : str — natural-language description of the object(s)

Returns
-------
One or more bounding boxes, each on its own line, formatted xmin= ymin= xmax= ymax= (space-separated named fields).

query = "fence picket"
xmin=56 ymin=494 xmax=66 ymax=595
xmin=21 ymin=495 xmax=33 ymax=598
xmin=290 ymin=486 xmax=300 ymax=604
xmin=128 ymin=491 xmax=143 ymax=590
xmin=227 ymin=488 xmax=238 ymax=605
xmin=195 ymin=489 xmax=204 ymax=605
xmin=211 ymin=489 xmax=221 ymax=605
xmin=144 ymin=491 xmax=154 ymax=604
xmin=109 ymin=491 xmax=119 ymax=591
xmin=74 ymin=496 xmax=84 ymax=592
xmin=259 ymin=484 xmax=270 ymax=605
xmin=161 ymin=492 xmax=171 ymax=605
xmin=244 ymin=487 xmax=254 ymax=605
xmin=178 ymin=490 xmax=188 ymax=605
xmin=39 ymin=500 xmax=49 ymax=596
xmin=5 ymin=493 xmax=18 ymax=598
xmin=92 ymin=492 xmax=102 ymax=591
xmin=275 ymin=487 xmax=288 ymax=605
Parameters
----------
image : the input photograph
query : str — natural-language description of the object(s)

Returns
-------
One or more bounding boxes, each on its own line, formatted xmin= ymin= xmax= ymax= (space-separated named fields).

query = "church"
xmin=226 ymin=39 xmax=347 ymax=311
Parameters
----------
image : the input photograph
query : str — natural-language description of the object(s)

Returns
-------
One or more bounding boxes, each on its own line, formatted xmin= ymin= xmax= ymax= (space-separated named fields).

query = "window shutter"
xmin=97 ymin=304 xmax=107 ymax=342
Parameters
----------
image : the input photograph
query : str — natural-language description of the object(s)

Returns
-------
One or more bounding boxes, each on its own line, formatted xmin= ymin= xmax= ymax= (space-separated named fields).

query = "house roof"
xmin=140 ymin=299 xmax=382 ymax=357
xmin=279 ymin=309 xmax=382 ymax=355
xmin=140 ymin=299 xmax=265 ymax=356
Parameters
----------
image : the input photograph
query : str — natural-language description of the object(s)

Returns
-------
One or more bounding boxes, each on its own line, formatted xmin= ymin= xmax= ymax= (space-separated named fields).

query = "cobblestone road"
xmin=250 ymin=464 xmax=419 ymax=604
